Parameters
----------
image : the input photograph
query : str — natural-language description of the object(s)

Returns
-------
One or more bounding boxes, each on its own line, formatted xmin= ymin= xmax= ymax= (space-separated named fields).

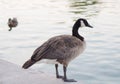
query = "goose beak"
xmin=87 ymin=25 xmax=93 ymax=28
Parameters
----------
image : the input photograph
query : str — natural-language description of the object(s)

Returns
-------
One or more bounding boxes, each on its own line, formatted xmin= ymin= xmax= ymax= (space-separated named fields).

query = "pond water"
xmin=0 ymin=0 xmax=120 ymax=84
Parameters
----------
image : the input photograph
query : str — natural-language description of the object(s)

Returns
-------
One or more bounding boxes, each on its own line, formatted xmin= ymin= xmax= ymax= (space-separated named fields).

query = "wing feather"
xmin=30 ymin=35 xmax=83 ymax=62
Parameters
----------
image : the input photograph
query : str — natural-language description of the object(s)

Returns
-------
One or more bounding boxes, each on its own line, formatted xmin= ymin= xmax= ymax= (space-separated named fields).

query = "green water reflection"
xmin=69 ymin=0 xmax=100 ymax=17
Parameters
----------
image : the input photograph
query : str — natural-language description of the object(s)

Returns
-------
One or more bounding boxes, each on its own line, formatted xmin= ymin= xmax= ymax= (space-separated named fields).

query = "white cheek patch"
xmin=36 ymin=59 xmax=59 ymax=64
xmin=80 ymin=20 xmax=86 ymax=27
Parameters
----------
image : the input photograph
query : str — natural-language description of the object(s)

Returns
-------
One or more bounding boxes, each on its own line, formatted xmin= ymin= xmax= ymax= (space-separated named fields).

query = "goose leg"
xmin=55 ymin=64 xmax=63 ymax=78
xmin=63 ymin=66 xmax=77 ymax=82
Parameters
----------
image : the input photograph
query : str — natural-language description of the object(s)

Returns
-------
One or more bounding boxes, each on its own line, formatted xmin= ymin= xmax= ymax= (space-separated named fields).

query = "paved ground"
xmin=0 ymin=59 xmax=83 ymax=84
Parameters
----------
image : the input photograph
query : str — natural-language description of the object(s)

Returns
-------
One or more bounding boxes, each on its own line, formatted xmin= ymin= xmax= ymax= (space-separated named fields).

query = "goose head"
xmin=8 ymin=18 xmax=12 ymax=22
xmin=72 ymin=18 xmax=93 ymax=40
xmin=73 ymin=18 xmax=93 ymax=29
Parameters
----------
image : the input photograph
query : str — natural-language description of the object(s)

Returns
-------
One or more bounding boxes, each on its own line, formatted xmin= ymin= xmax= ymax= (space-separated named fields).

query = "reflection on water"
xmin=0 ymin=0 xmax=120 ymax=84
xmin=70 ymin=0 xmax=98 ymax=6
xmin=69 ymin=0 xmax=100 ymax=17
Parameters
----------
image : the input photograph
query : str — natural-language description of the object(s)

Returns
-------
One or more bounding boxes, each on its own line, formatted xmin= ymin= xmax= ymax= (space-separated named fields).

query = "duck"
xmin=8 ymin=18 xmax=18 ymax=31
xmin=22 ymin=18 xmax=93 ymax=82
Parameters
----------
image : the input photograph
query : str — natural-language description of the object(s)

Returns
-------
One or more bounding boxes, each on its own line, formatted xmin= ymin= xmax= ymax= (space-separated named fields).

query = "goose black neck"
xmin=72 ymin=19 xmax=84 ymax=41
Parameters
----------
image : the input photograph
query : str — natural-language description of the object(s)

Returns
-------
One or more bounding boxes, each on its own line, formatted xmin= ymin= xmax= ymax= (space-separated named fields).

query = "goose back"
xmin=31 ymin=35 xmax=86 ymax=65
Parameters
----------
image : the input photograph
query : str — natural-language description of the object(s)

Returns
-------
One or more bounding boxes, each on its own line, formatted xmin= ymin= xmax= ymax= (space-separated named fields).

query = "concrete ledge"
xmin=0 ymin=59 xmax=82 ymax=84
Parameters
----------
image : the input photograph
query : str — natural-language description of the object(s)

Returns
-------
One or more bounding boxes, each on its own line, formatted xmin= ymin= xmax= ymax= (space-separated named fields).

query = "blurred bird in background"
xmin=8 ymin=18 xmax=18 ymax=31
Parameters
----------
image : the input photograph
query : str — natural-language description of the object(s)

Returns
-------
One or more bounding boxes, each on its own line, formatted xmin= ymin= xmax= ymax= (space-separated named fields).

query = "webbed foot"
xmin=56 ymin=75 xmax=64 ymax=79
xmin=63 ymin=78 xmax=77 ymax=82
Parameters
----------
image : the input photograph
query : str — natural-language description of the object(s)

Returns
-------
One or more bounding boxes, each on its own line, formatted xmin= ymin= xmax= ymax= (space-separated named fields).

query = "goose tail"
xmin=22 ymin=59 xmax=36 ymax=69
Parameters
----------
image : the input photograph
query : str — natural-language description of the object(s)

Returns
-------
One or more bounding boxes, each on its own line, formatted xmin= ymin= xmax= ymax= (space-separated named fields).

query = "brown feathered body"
xmin=23 ymin=35 xmax=86 ymax=69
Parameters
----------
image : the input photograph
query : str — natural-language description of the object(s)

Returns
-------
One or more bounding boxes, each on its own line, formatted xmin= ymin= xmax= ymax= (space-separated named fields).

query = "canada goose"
xmin=8 ymin=18 xmax=18 ymax=31
xmin=22 ymin=18 xmax=93 ymax=82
